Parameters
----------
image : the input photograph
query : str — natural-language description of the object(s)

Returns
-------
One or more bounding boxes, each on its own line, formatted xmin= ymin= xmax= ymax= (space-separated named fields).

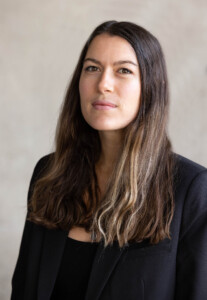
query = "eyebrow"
xmin=83 ymin=57 xmax=138 ymax=67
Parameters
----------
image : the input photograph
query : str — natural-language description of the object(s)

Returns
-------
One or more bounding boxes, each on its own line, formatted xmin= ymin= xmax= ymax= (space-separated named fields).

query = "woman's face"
xmin=79 ymin=33 xmax=141 ymax=132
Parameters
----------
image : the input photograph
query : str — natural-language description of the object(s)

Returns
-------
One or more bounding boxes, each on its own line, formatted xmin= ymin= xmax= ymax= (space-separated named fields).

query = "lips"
xmin=92 ymin=100 xmax=117 ymax=108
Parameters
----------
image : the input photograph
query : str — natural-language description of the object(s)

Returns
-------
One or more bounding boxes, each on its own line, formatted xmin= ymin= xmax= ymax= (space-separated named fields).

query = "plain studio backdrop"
xmin=0 ymin=0 xmax=206 ymax=299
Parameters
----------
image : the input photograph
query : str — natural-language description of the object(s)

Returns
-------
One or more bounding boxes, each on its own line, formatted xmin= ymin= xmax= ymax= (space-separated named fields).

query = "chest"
xmin=68 ymin=226 xmax=92 ymax=242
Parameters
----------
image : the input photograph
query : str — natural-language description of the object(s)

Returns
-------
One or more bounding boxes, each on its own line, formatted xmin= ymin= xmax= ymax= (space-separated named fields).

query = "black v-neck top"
xmin=51 ymin=236 xmax=99 ymax=300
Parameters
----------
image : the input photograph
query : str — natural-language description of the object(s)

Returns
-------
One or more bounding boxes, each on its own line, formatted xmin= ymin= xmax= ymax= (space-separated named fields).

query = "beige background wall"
xmin=1 ymin=0 xmax=206 ymax=298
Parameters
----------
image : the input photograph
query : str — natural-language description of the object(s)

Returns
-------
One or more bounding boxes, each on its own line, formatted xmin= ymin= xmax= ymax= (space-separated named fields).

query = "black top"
xmin=51 ymin=236 xmax=99 ymax=300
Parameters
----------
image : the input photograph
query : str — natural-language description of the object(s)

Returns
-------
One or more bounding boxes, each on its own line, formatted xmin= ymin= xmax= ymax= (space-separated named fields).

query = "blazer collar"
xmin=37 ymin=228 xmax=125 ymax=300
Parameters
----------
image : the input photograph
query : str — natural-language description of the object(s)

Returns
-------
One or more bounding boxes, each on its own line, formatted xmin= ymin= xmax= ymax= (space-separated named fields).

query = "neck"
xmin=96 ymin=130 xmax=123 ymax=173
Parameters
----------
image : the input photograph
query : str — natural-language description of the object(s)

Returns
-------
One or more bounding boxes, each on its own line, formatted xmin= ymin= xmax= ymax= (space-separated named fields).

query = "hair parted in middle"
xmin=28 ymin=20 xmax=176 ymax=248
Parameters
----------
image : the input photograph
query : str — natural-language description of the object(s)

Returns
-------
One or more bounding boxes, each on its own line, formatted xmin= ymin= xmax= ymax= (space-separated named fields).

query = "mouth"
xmin=92 ymin=100 xmax=117 ymax=110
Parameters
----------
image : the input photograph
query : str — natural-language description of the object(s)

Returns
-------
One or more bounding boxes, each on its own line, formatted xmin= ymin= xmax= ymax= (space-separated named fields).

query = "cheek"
xmin=79 ymin=78 xmax=86 ymax=99
xmin=121 ymin=77 xmax=140 ymax=93
xmin=79 ymin=76 xmax=95 ymax=100
xmin=121 ymin=80 xmax=141 ymax=107
xmin=79 ymin=78 xmax=92 ymax=119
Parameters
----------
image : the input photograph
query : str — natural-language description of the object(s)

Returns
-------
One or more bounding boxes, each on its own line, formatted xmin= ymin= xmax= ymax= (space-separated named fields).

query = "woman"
xmin=11 ymin=20 xmax=207 ymax=300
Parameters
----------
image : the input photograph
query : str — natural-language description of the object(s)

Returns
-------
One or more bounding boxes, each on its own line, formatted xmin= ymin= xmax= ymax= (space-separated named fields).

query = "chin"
xmin=90 ymin=125 xmax=116 ymax=131
xmin=88 ymin=122 xmax=125 ymax=132
xmin=83 ymin=116 xmax=129 ymax=131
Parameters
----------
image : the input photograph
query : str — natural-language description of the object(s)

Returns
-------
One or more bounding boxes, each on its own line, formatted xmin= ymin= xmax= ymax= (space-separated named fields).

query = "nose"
xmin=97 ymin=69 xmax=114 ymax=93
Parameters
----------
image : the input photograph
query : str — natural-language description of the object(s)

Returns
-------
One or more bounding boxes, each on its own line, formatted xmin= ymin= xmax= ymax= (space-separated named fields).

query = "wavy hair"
xmin=28 ymin=20 xmax=176 ymax=248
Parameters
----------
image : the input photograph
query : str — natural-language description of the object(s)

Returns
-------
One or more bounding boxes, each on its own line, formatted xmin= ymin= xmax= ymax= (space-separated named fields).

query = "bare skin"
xmin=96 ymin=130 xmax=123 ymax=191
xmin=68 ymin=226 xmax=92 ymax=242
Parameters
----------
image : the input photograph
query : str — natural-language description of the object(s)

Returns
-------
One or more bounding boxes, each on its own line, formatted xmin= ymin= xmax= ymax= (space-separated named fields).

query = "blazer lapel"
xmin=37 ymin=228 xmax=67 ymax=300
xmin=85 ymin=241 xmax=125 ymax=300
xmin=37 ymin=228 xmax=125 ymax=300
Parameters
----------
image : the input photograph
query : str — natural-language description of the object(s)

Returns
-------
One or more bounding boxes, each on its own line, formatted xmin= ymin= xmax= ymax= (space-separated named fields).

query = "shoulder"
xmin=172 ymin=152 xmax=207 ymax=196
xmin=173 ymin=152 xmax=207 ymax=180
xmin=27 ymin=153 xmax=54 ymax=201
xmin=30 ymin=153 xmax=54 ymax=181
xmin=173 ymin=155 xmax=207 ymax=297
xmin=172 ymin=151 xmax=207 ymax=204
xmin=172 ymin=152 xmax=207 ymax=241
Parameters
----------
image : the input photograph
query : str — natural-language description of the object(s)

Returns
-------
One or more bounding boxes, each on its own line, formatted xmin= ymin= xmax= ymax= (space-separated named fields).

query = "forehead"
xmin=85 ymin=33 xmax=137 ymax=62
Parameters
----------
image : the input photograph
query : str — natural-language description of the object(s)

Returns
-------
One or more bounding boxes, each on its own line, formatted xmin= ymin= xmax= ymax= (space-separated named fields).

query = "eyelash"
xmin=84 ymin=66 xmax=132 ymax=74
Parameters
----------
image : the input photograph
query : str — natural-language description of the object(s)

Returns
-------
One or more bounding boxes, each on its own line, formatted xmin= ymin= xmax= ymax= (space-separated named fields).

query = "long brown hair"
xmin=28 ymin=20 xmax=176 ymax=248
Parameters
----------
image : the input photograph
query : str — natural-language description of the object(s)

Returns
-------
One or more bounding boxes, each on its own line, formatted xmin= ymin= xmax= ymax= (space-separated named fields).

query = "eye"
xmin=118 ymin=68 xmax=132 ymax=74
xmin=84 ymin=66 xmax=99 ymax=72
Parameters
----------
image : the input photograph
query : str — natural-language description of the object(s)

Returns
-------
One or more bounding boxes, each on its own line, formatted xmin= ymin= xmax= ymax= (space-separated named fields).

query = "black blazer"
xmin=11 ymin=153 xmax=207 ymax=300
